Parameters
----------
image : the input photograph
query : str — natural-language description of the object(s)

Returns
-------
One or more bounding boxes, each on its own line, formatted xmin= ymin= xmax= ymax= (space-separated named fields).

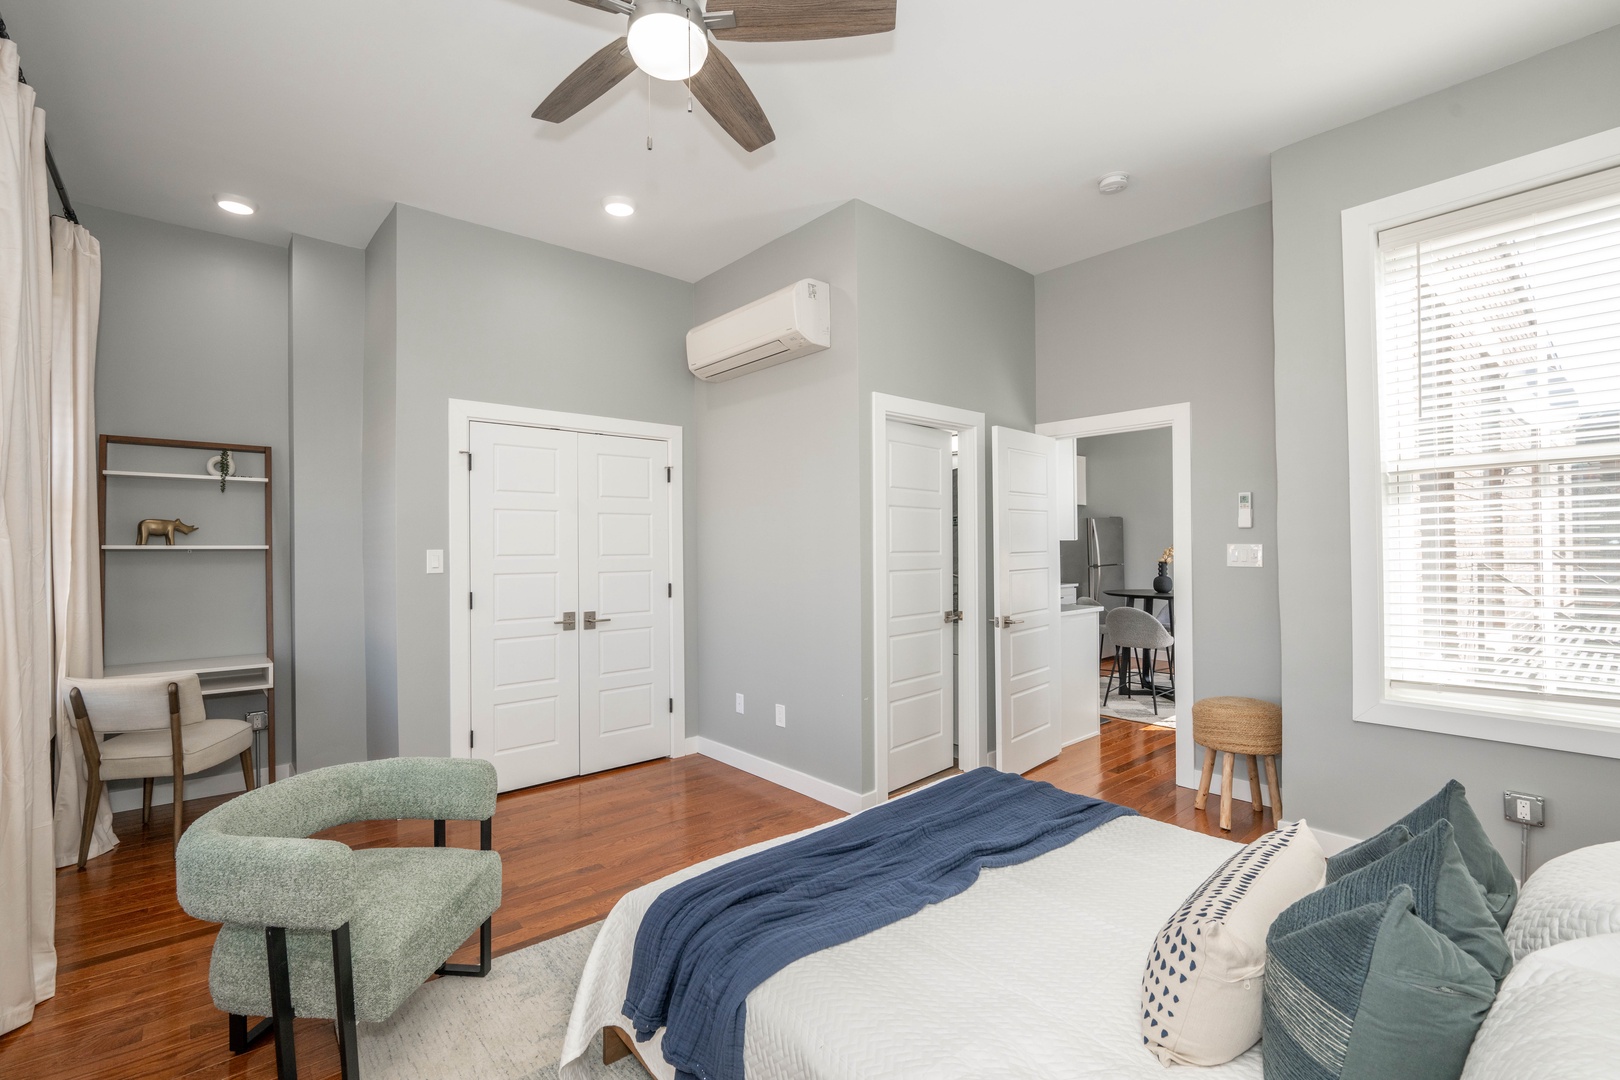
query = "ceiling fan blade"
xmin=686 ymin=45 xmax=775 ymax=153
xmin=708 ymin=0 xmax=896 ymax=43
xmin=559 ymin=0 xmax=633 ymax=13
xmin=532 ymin=37 xmax=638 ymax=124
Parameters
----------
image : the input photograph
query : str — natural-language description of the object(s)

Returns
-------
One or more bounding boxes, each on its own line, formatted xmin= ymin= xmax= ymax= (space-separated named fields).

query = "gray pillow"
xmin=1322 ymin=820 xmax=1511 ymax=986
xmin=1395 ymin=780 xmax=1518 ymax=929
xmin=1264 ymin=884 xmax=1496 ymax=1080
xmin=1325 ymin=823 xmax=1412 ymax=882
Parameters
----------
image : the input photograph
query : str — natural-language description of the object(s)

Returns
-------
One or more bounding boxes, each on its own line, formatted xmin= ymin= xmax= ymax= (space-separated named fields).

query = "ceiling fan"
xmin=534 ymin=0 xmax=898 ymax=152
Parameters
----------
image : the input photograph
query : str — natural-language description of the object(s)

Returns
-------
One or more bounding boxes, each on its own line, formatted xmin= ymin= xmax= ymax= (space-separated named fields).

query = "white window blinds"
xmin=1375 ymin=165 xmax=1620 ymax=715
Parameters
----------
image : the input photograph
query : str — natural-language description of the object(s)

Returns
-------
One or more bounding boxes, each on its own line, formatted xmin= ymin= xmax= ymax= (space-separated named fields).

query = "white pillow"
xmin=1461 ymin=933 xmax=1620 ymax=1080
xmin=1141 ymin=819 xmax=1325 ymax=1066
xmin=1506 ymin=841 xmax=1620 ymax=961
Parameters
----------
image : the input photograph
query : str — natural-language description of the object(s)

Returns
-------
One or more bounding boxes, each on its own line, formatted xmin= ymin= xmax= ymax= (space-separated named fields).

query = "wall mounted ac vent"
xmin=687 ymin=278 xmax=830 ymax=382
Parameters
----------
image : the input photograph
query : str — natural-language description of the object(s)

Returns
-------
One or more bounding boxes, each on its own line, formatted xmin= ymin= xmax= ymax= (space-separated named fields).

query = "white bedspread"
xmin=560 ymin=812 xmax=1266 ymax=1079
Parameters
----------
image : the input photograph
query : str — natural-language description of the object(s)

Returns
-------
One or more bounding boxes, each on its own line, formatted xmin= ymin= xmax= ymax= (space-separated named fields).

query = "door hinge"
xmin=469 ymin=592 xmax=474 ymax=609
xmin=666 ymin=466 xmax=672 ymax=483
xmin=944 ymin=610 xmax=963 ymax=623
xmin=460 ymin=450 xmax=472 ymax=470
xmin=668 ymin=583 xmax=673 ymax=598
xmin=470 ymin=730 xmax=475 ymax=749
xmin=669 ymin=697 xmax=674 ymax=713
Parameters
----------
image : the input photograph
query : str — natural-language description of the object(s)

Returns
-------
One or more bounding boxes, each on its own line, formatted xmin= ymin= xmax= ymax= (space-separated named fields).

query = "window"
xmin=1373 ymin=165 xmax=1620 ymax=726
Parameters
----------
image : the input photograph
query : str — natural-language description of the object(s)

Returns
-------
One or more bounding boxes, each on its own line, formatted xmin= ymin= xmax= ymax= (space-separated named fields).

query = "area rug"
xmin=358 ymin=921 xmax=644 ymax=1080
xmin=1097 ymin=677 xmax=1176 ymax=727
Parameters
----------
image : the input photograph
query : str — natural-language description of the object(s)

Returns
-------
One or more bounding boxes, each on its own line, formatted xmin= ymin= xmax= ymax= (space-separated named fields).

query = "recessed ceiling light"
xmin=603 ymin=196 xmax=636 ymax=218
xmin=1098 ymin=173 xmax=1130 ymax=195
xmin=215 ymin=195 xmax=256 ymax=216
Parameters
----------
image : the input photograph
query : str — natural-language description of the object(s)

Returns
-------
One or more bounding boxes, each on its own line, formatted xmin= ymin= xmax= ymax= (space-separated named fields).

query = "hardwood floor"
xmin=1 ymin=724 xmax=1266 ymax=1079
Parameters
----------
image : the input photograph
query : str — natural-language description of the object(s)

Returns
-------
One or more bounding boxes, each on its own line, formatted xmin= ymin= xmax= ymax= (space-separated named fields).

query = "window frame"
xmin=1342 ymin=125 xmax=1620 ymax=760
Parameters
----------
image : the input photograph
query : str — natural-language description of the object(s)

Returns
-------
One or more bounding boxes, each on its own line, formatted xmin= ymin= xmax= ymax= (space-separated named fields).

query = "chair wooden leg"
xmin=1219 ymin=751 xmax=1234 ymax=831
xmin=173 ymin=772 xmax=186 ymax=847
xmin=1264 ymin=756 xmax=1283 ymax=822
xmin=240 ymin=749 xmax=256 ymax=791
xmin=1194 ymin=746 xmax=1215 ymax=810
xmin=77 ymin=771 xmax=102 ymax=870
xmin=1247 ymin=756 xmax=1263 ymax=811
xmin=142 ymin=778 xmax=153 ymax=825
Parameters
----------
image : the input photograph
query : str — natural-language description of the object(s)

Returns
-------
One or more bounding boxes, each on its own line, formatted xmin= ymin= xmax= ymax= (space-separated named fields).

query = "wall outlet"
xmin=246 ymin=710 xmax=269 ymax=732
xmin=735 ymin=693 xmax=745 ymax=715
xmin=425 ymin=549 xmax=444 ymax=574
xmin=1503 ymin=791 xmax=1546 ymax=827
xmin=775 ymin=704 xmax=786 ymax=728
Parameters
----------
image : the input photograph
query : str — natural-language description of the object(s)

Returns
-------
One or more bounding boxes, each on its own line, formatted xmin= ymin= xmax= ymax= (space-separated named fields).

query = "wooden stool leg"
xmin=1247 ymin=756 xmax=1263 ymax=812
xmin=1195 ymin=745 xmax=1215 ymax=810
xmin=1219 ymin=752 xmax=1234 ymax=831
xmin=142 ymin=778 xmax=153 ymax=825
xmin=1264 ymin=756 xmax=1283 ymax=822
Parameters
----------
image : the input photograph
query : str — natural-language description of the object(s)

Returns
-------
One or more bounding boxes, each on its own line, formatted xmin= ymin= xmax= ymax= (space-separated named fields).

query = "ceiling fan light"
xmin=626 ymin=1 xmax=709 ymax=82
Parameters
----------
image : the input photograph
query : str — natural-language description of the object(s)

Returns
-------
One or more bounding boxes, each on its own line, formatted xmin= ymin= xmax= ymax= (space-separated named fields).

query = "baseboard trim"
xmin=686 ymin=737 xmax=867 ymax=814
xmin=1306 ymin=826 xmax=1360 ymax=857
xmin=106 ymin=762 xmax=293 ymax=813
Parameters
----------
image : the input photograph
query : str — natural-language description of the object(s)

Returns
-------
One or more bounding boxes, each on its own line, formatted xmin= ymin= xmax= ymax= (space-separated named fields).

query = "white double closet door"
xmin=469 ymin=422 xmax=672 ymax=792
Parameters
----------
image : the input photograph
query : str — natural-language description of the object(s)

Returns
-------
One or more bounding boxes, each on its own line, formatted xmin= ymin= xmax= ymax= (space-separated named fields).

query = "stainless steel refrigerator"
xmin=1084 ymin=516 xmax=1124 ymax=607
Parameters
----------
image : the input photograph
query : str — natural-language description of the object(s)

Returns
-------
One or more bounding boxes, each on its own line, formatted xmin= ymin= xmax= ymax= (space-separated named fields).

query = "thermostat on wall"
xmin=1238 ymin=492 xmax=1253 ymax=529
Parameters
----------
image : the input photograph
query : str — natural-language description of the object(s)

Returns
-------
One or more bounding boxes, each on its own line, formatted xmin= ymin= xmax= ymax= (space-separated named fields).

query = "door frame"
xmin=1035 ymin=403 xmax=1196 ymax=792
xmin=870 ymin=393 xmax=985 ymax=801
xmin=447 ymin=398 xmax=687 ymax=764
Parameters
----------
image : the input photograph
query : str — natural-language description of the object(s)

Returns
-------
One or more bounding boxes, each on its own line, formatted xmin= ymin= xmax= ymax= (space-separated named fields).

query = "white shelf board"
xmin=103 ymin=470 xmax=267 ymax=483
xmin=105 ymin=654 xmax=272 ymax=677
xmin=102 ymin=544 xmax=268 ymax=550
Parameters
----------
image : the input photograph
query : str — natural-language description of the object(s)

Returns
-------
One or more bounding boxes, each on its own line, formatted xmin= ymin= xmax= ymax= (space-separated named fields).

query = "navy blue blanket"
xmin=622 ymin=767 xmax=1135 ymax=1080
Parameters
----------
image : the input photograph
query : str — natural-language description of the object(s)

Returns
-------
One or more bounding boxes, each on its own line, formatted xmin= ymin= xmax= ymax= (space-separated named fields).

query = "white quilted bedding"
xmin=559 ymin=813 xmax=1263 ymax=1079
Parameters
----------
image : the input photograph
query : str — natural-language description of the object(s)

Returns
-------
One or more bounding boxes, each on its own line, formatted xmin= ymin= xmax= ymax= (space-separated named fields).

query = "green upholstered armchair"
xmin=175 ymin=757 xmax=501 ymax=1080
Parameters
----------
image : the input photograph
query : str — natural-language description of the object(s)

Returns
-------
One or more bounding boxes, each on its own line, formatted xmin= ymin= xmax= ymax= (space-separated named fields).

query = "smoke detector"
xmin=1098 ymin=173 xmax=1131 ymax=195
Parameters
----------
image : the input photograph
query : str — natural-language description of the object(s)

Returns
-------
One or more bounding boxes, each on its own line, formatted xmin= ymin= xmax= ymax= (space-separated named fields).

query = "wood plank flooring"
xmin=1 ymin=723 xmax=1266 ymax=1079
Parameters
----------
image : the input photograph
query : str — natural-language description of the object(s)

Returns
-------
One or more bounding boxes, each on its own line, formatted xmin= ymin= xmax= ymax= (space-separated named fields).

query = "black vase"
xmin=1152 ymin=563 xmax=1172 ymax=593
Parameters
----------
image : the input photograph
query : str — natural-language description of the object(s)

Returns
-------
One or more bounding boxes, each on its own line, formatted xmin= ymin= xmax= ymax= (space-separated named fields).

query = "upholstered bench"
xmin=176 ymin=757 xmax=501 ymax=1079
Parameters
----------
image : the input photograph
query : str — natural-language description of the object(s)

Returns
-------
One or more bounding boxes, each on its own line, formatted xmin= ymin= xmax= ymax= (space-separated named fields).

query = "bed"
xmin=560 ymin=808 xmax=1263 ymax=1079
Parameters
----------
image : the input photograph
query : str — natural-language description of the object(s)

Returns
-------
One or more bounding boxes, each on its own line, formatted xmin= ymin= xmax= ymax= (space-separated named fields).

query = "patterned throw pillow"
xmin=1141 ymin=819 xmax=1325 ymax=1066
xmin=1265 ymin=884 xmax=1496 ymax=1080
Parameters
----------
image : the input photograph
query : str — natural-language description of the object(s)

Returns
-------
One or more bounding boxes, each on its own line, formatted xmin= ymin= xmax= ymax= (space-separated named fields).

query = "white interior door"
xmin=884 ymin=420 xmax=956 ymax=792
xmin=577 ymin=433 xmax=672 ymax=775
xmin=470 ymin=422 xmax=580 ymax=790
xmin=992 ymin=426 xmax=1063 ymax=775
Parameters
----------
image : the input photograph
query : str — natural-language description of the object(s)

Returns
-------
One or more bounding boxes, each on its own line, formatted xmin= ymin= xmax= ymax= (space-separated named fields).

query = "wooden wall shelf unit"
xmin=97 ymin=434 xmax=278 ymax=782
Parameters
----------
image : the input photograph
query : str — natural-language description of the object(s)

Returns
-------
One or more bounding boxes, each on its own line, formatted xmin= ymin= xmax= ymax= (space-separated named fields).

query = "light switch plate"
xmin=735 ymin=693 xmax=745 ymax=714
xmin=775 ymin=704 xmax=786 ymax=728
xmin=1227 ymin=543 xmax=1263 ymax=568
xmin=425 ymin=549 xmax=444 ymax=574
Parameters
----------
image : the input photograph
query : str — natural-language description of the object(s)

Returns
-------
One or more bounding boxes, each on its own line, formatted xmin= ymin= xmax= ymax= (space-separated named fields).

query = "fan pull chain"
xmin=687 ymin=7 xmax=694 ymax=113
xmin=646 ymin=72 xmax=653 ymax=151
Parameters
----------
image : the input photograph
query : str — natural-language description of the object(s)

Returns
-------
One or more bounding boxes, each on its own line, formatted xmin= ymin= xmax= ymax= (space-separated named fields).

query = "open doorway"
xmin=870 ymin=394 xmax=985 ymax=801
xmin=1037 ymin=404 xmax=1197 ymax=792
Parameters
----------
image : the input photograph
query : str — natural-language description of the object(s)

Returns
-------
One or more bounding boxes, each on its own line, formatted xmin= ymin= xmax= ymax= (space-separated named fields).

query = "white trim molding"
xmin=688 ymin=737 xmax=870 ymax=815
xmin=1342 ymin=125 xmax=1620 ymax=760
xmin=1037 ymin=403 xmax=1197 ymax=789
xmin=869 ymin=393 xmax=986 ymax=803
xmin=446 ymin=399 xmax=689 ymax=767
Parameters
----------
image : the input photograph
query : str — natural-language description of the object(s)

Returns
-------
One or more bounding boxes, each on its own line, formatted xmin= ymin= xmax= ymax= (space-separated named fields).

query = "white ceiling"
xmin=8 ymin=0 xmax=1620 ymax=281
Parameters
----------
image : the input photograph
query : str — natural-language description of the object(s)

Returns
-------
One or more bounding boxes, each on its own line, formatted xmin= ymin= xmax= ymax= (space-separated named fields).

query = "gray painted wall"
xmin=1272 ymin=26 xmax=1620 ymax=866
xmin=692 ymin=204 xmax=864 ymax=792
xmin=290 ymin=235 xmax=368 ymax=769
xmin=363 ymin=210 xmax=400 ymax=760
xmin=854 ymin=202 xmax=1036 ymax=777
xmin=84 ymin=203 xmax=295 ymax=775
xmin=383 ymin=205 xmax=697 ymax=758
xmin=1036 ymin=203 xmax=1280 ymax=734
xmin=1073 ymin=428 xmax=1173 ymax=600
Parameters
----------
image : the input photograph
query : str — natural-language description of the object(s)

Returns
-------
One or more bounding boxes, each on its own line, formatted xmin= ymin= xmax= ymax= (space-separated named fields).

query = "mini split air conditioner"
xmin=687 ymin=278 xmax=830 ymax=382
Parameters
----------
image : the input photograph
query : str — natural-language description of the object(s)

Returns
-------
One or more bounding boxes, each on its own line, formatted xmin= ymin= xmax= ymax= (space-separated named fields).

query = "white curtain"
xmin=0 ymin=37 xmax=58 ymax=1036
xmin=50 ymin=215 xmax=108 ymax=867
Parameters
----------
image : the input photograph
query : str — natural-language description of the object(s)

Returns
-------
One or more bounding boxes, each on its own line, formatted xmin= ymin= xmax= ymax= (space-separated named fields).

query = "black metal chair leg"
xmin=265 ymin=927 xmax=298 ymax=1080
xmin=1148 ymin=648 xmax=1160 ymax=715
xmin=331 ymin=923 xmax=360 ymax=1080
xmin=229 ymin=1013 xmax=274 ymax=1054
xmin=437 ymin=916 xmax=493 ymax=977
xmin=433 ymin=818 xmax=446 ymax=847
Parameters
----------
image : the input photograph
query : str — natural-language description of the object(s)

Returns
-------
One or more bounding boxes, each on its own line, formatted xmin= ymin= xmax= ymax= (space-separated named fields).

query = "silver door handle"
xmin=554 ymin=611 xmax=576 ymax=630
xmin=992 ymin=615 xmax=1024 ymax=628
xmin=583 ymin=611 xmax=611 ymax=629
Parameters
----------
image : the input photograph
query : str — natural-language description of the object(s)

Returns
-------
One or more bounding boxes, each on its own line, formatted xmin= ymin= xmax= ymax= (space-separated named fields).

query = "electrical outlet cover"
xmin=735 ymin=693 xmax=745 ymax=714
xmin=775 ymin=704 xmax=786 ymax=728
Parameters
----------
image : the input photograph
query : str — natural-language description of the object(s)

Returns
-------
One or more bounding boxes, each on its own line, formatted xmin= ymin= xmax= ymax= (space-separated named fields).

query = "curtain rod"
xmin=0 ymin=12 xmax=79 ymax=224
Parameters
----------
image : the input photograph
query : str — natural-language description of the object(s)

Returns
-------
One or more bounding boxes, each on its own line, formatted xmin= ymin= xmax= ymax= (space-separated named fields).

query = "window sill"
xmin=1354 ymin=693 xmax=1620 ymax=760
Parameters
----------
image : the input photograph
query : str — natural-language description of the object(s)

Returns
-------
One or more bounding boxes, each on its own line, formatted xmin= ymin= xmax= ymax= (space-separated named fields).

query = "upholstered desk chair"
xmin=1102 ymin=606 xmax=1174 ymax=715
xmin=64 ymin=674 xmax=254 ymax=868
xmin=175 ymin=758 xmax=501 ymax=1080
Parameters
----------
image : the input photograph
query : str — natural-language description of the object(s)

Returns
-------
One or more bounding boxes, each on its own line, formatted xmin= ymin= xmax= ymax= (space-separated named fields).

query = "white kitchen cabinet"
xmin=1061 ymin=605 xmax=1101 ymax=745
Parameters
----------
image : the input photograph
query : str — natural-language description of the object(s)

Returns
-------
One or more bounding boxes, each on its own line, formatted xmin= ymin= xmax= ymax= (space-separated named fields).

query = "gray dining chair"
xmin=1103 ymin=606 xmax=1174 ymax=715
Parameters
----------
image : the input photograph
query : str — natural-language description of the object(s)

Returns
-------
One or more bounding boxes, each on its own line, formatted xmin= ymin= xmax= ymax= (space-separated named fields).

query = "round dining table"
xmin=1102 ymin=588 xmax=1174 ymax=701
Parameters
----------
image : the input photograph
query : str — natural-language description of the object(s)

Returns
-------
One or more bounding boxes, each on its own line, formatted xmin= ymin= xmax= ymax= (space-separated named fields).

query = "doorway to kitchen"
xmin=1036 ymin=404 xmax=1198 ymax=792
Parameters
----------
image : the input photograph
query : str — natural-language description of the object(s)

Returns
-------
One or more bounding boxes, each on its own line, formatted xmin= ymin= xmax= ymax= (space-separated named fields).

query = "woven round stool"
xmin=1191 ymin=697 xmax=1282 ymax=831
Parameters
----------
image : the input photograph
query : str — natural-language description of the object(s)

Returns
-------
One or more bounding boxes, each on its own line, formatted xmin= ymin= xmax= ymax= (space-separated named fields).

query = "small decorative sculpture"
xmin=137 ymin=518 xmax=199 ymax=546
